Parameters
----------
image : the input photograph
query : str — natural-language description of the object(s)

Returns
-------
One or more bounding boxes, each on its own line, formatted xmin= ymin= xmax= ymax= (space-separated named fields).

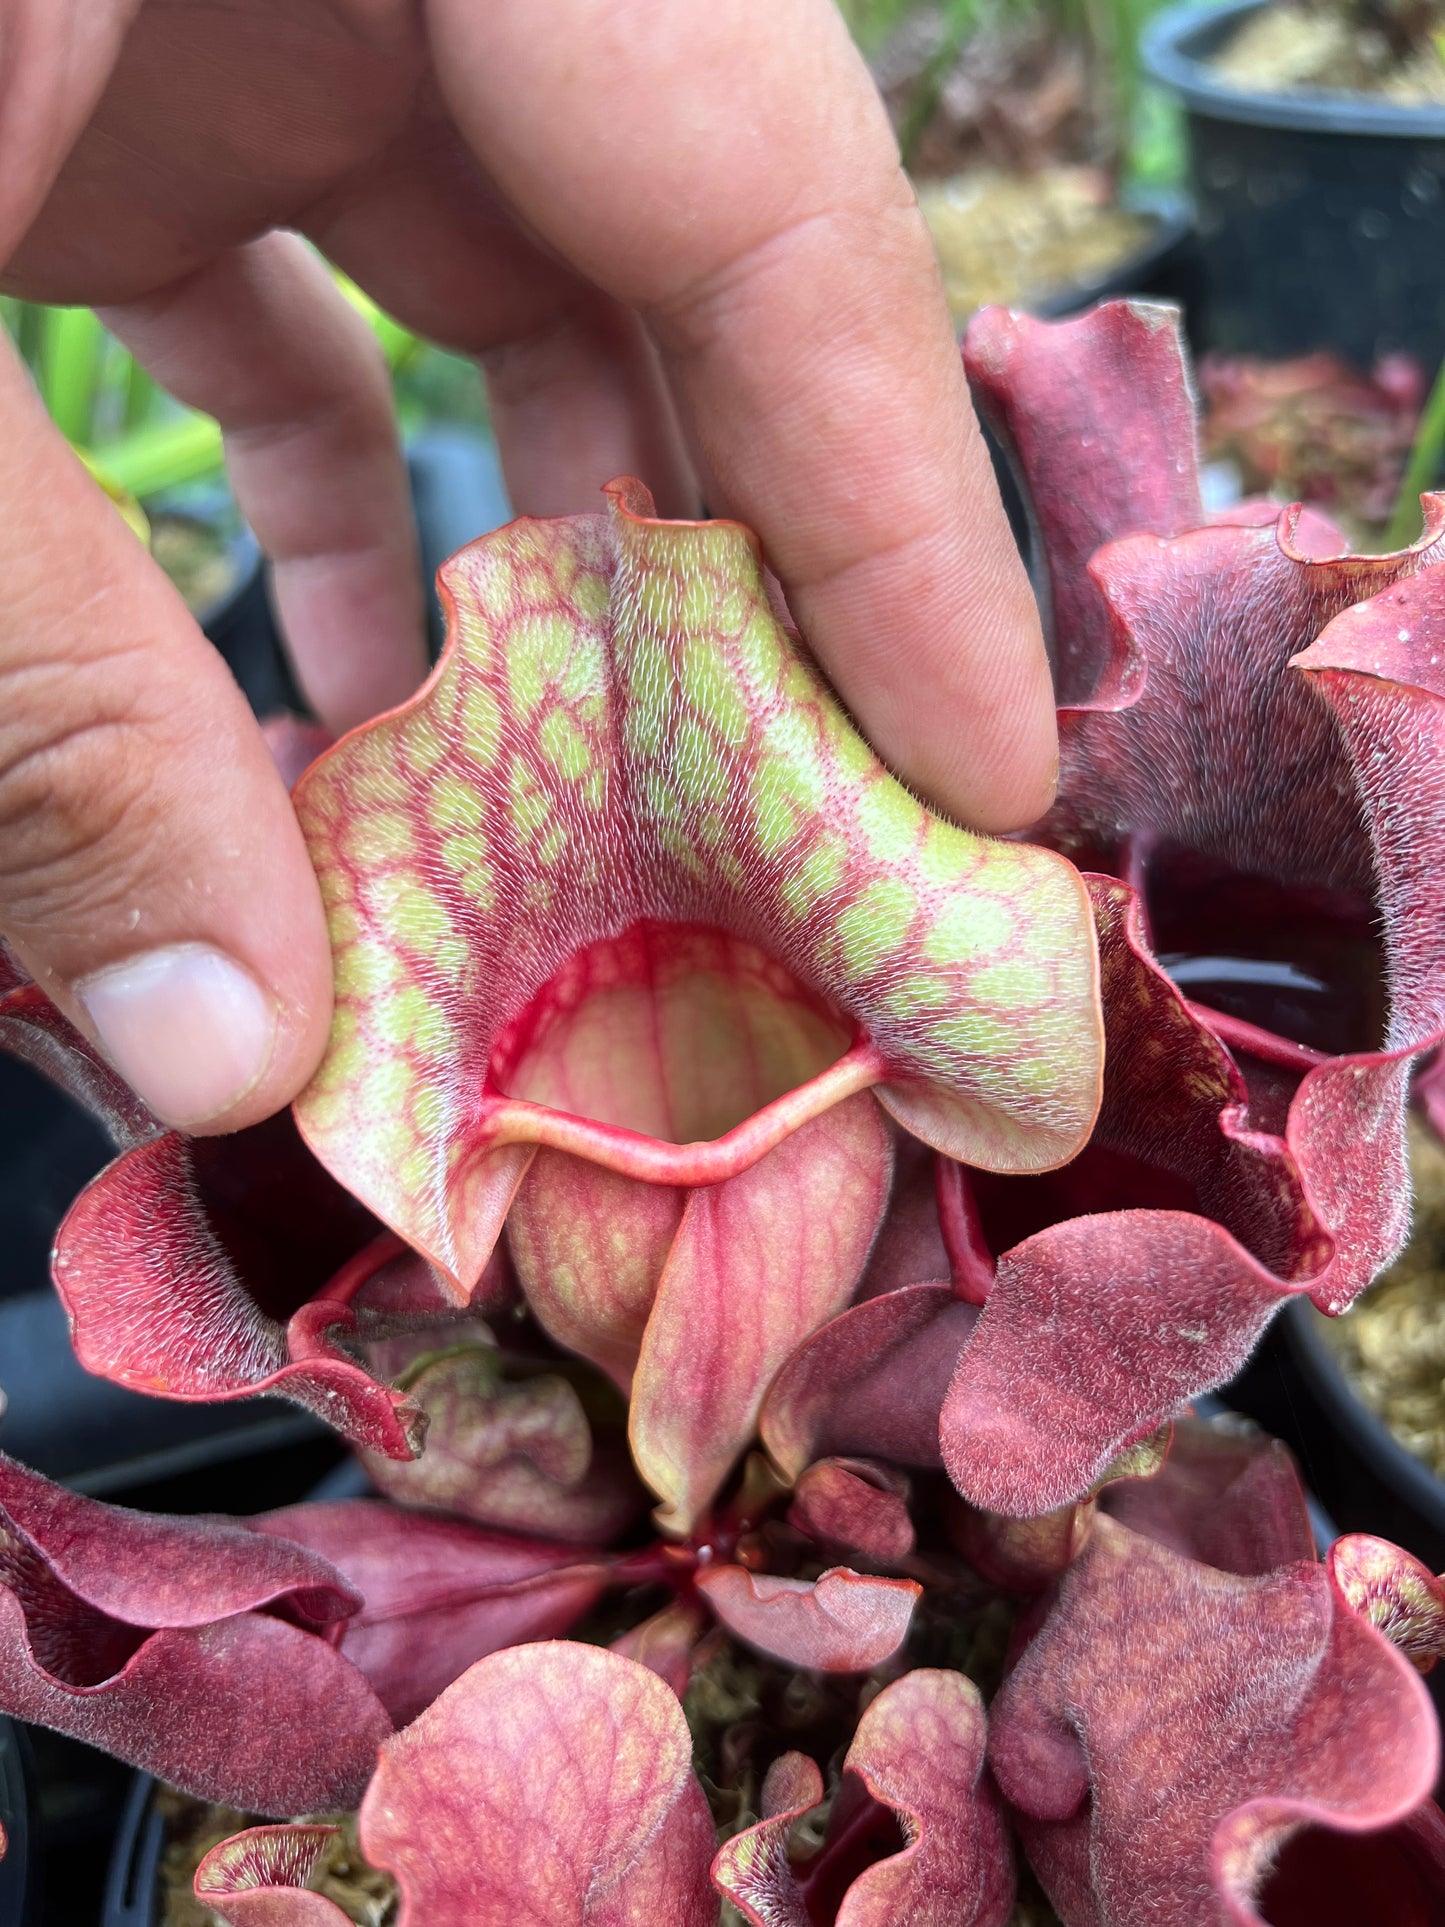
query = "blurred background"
xmin=2 ymin=1 xmax=1445 ymax=1916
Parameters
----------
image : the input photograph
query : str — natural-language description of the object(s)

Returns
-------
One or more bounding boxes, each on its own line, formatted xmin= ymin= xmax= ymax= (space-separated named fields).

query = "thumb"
xmin=0 ymin=333 xmax=332 ymax=1133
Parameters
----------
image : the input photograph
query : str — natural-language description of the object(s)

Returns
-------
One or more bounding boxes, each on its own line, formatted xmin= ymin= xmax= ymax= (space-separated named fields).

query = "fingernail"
xmin=78 ymin=944 xmax=277 ymax=1128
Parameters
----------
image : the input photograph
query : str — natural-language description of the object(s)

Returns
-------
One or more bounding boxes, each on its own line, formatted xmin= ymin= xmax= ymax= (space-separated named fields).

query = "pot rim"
xmin=1142 ymin=0 xmax=1445 ymax=141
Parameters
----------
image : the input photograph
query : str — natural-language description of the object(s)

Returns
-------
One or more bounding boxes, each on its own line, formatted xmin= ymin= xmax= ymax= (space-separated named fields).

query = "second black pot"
xmin=1144 ymin=0 xmax=1445 ymax=369
xmin=1283 ymin=1296 xmax=1445 ymax=1574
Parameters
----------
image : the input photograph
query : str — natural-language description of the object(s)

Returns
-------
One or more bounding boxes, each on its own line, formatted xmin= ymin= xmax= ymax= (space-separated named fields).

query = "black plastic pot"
xmin=1033 ymin=190 xmax=1200 ymax=324
xmin=1284 ymin=1297 xmax=1445 ymax=1573
xmin=0 ymin=1718 xmax=37 ymax=1921
xmin=1142 ymin=0 xmax=1445 ymax=367
xmin=101 ymin=1773 xmax=163 ymax=1927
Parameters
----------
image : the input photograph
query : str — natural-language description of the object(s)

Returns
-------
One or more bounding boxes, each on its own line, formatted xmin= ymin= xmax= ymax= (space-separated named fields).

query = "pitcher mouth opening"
xmin=486 ymin=920 xmax=872 ymax=1169
xmin=1140 ymin=847 xmax=1387 ymax=1059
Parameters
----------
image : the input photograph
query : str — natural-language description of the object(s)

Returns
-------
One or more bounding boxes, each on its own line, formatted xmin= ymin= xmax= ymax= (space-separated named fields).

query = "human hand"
xmin=0 ymin=0 xmax=1055 ymax=1134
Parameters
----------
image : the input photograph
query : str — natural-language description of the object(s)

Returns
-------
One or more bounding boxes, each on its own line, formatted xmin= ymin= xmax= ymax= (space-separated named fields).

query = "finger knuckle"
xmin=0 ymin=650 xmax=165 ymax=924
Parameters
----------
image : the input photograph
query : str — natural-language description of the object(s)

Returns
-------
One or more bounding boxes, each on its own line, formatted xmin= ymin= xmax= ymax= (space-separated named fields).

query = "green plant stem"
xmin=122 ymin=352 xmax=158 ymax=433
xmin=95 ymin=412 xmax=225 ymax=500
xmin=1386 ymin=355 xmax=1445 ymax=551
xmin=37 ymin=306 xmax=106 ymax=445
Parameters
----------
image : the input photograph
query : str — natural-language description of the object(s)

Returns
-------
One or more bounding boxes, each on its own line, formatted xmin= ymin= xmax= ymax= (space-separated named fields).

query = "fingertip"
xmin=64 ymin=862 xmax=335 ymax=1139
xmin=963 ymin=733 xmax=1060 ymax=837
xmin=0 ymin=328 xmax=337 ymax=1140
xmin=77 ymin=944 xmax=281 ymax=1132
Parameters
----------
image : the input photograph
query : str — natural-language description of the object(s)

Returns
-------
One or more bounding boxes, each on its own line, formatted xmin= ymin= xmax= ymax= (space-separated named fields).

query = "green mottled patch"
xmin=924 ymin=896 xmax=1013 ymax=965
xmin=636 ymin=569 xmax=683 ymax=636
xmin=429 ymin=934 xmax=472 ymax=985
xmin=660 ymin=823 xmax=707 ymax=883
xmin=453 ymin=600 xmax=498 ymax=666
xmin=469 ymin=555 xmax=514 ymax=626
xmin=458 ymin=862 xmax=496 ymax=909
xmin=837 ymin=876 xmax=916 ymax=976
xmin=714 ymin=586 xmax=747 ymax=633
xmin=681 ymin=573 xmax=720 ymax=630
xmin=856 ymin=782 xmax=923 ymax=864
xmin=314 ymin=864 xmax=350 ymax=908
xmin=375 ymin=985 xmax=431 ymax=1047
xmin=694 ymin=523 xmax=747 ymax=573
xmin=409 ymin=1082 xmax=450 ymax=1139
xmin=428 ymin=772 xmax=486 ymax=835
xmin=752 ymin=777 xmax=798 ymax=857
xmin=624 ymin=630 xmax=673 ymax=746
xmin=537 ymin=820 xmax=568 ymax=866
xmin=883 ymin=972 xmax=952 ymax=1021
xmin=1012 ymin=1057 xmax=1060 ymax=1095
xmin=793 ymin=834 xmax=847 ymax=906
xmin=559 ymin=631 xmax=606 ymax=704
xmin=343 ymin=757 xmax=404 ymax=810
xmin=506 ymin=614 xmax=574 ymax=717
xmin=336 ymin=936 xmax=403 ymax=1000
xmin=672 ymin=716 xmax=728 ymax=811
xmin=325 ymin=901 xmax=362 ymax=949
xmin=550 ymin=545 xmax=579 ymax=598
xmin=736 ymin=609 xmax=784 ymax=693
xmin=508 ymin=762 xmax=553 ymax=841
xmin=459 ymin=685 xmax=502 ymax=768
xmin=971 ymin=844 xmax=1032 ymax=897
xmin=344 ymin=810 xmax=413 ymax=867
xmin=760 ymin=712 xmax=826 ymax=810
xmin=539 ymin=707 xmax=593 ymax=781
xmin=404 ymin=721 xmax=447 ymax=778
xmin=828 ymin=709 xmax=875 ymax=786
xmin=366 ymin=1113 xmax=419 ymax=1176
xmin=328 ymin=1003 xmax=359 ymax=1046
xmin=973 ymin=959 xmax=1052 ymax=1009
xmin=399 ymin=1146 xmax=435 ymax=1196
xmin=918 ymin=821 xmax=979 ymax=890
xmin=930 ymin=1008 xmax=1018 ymax=1060
xmin=303 ymin=1089 xmax=345 ymax=1134
xmin=296 ymin=770 xmax=337 ymax=823
xmin=369 ymin=876 xmax=449 ymax=954
xmin=781 ymin=660 xmax=815 ymax=707
xmin=311 ymin=1032 xmax=365 ymax=1096
xmin=682 ymin=640 xmax=749 ymax=746
xmin=361 ymin=1057 xmax=416 ymax=1118
xmin=573 ymin=570 xmax=609 ymax=619
xmin=644 ymin=770 xmax=678 ymax=826
xmin=438 ymin=829 xmax=488 ymax=875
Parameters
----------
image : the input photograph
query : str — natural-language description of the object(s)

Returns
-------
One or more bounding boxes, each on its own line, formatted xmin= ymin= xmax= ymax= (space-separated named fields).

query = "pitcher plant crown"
xmin=2 ymin=298 xmax=1445 ymax=1924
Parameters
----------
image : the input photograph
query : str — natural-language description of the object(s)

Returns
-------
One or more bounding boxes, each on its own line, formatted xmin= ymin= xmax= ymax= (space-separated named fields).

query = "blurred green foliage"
xmin=0 ymin=277 xmax=484 ymax=520
xmin=841 ymin=0 xmax=1185 ymax=184
xmin=1386 ymin=355 xmax=1445 ymax=548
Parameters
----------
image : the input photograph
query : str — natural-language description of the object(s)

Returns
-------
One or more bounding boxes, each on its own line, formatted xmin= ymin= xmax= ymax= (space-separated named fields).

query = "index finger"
xmin=427 ymin=0 xmax=1057 ymax=831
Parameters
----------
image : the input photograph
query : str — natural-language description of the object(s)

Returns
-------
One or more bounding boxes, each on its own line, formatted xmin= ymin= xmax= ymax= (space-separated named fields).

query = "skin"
xmin=0 ymin=0 xmax=1056 ymax=1133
